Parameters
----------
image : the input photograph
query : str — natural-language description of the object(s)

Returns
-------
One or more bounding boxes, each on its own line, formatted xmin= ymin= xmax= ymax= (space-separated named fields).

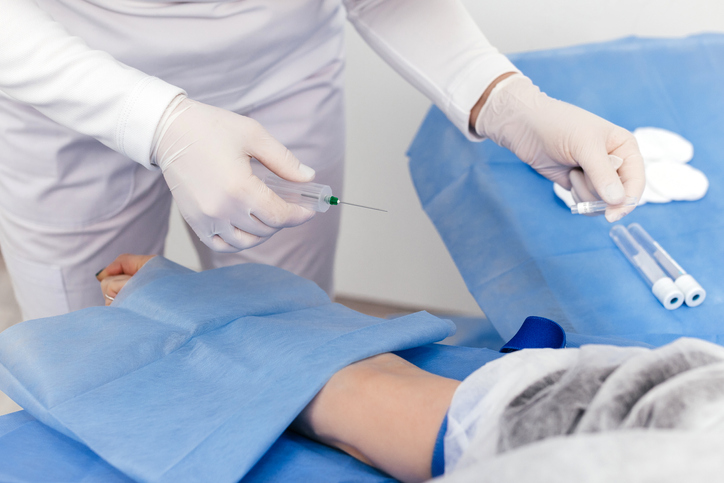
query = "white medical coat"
xmin=0 ymin=0 xmax=518 ymax=318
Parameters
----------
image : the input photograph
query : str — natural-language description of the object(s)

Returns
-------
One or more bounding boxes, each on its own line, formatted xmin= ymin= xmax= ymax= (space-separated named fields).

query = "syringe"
xmin=264 ymin=175 xmax=386 ymax=213
xmin=609 ymin=225 xmax=684 ymax=310
xmin=571 ymin=197 xmax=637 ymax=215
xmin=627 ymin=223 xmax=705 ymax=307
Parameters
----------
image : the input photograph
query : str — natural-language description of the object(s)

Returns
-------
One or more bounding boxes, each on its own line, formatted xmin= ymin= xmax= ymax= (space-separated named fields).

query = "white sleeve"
xmin=0 ymin=0 xmax=185 ymax=168
xmin=344 ymin=0 xmax=519 ymax=141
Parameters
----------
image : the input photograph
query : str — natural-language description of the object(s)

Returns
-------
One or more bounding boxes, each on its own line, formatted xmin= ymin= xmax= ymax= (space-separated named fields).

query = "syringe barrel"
xmin=609 ymin=225 xmax=668 ymax=288
xmin=263 ymin=175 xmax=333 ymax=213
xmin=627 ymin=223 xmax=686 ymax=279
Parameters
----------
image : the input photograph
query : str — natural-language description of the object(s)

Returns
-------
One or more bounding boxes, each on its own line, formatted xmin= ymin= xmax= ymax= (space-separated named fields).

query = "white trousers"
xmin=0 ymin=60 xmax=345 ymax=321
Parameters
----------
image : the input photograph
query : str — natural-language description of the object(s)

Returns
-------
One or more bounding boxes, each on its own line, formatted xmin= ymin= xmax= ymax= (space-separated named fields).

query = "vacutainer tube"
xmin=571 ymin=197 xmax=637 ymax=215
xmin=263 ymin=175 xmax=334 ymax=213
xmin=627 ymin=223 xmax=705 ymax=307
xmin=609 ymin=225 xmax=684 ymax=310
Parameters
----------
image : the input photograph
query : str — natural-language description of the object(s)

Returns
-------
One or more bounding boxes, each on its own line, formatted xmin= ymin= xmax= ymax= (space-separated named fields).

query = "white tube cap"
xmin=651 ymin=277 xmax=684 ymax=310
xmin=675 ymin=274 xmax=706 ymax=307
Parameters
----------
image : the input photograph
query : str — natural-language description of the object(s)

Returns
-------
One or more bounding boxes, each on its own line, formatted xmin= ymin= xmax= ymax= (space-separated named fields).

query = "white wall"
xmin=167 ymin=0 xmax=724 ymax=314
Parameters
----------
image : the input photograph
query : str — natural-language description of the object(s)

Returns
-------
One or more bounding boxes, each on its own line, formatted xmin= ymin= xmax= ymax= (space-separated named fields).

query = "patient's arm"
xmin=97 ymin=254 xmax=458 ymax=481
xmin=292 ymin=353 xmax=460 ymax=483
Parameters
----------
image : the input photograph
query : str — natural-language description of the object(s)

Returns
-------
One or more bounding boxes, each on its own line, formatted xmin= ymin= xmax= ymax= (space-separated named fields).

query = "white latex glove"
xmin=475 ymin=74 xmax=645 ymax=222
xmin=153 ymin=97 xmax=316 ymax=252
xmin=569 ymin=155 xmax=624 ymax=204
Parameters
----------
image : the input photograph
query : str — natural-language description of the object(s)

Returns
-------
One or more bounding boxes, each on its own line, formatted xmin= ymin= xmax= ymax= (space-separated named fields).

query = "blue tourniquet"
xmin=500 ymin=316 xmax=566 ymax=353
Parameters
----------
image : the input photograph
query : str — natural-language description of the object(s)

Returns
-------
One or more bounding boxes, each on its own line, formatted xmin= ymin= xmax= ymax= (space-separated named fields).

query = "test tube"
xmin=609 ymin=225 xmax=684 ymax=310
xmin=627 ymin=223 xmax=705 ymax=307
xmin=571 ymin=197 xmax=637 ymax=215
xmin=263 ymin=175 xmax=334 ymax=213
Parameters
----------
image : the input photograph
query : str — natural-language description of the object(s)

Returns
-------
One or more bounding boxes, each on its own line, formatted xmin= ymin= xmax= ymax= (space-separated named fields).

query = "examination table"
xmin=409 ymin=33 xmax=724 ymax=345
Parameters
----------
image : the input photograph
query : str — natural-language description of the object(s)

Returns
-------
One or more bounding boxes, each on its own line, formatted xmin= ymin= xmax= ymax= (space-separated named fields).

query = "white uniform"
xmin=0 ymin=0 xmax=517 ymax=320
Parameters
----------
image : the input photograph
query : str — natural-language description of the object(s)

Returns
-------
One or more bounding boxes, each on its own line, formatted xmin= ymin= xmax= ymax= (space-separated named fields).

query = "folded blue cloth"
xmin=408 ymin=34 xmax=724 ymax=345
xmin=0 ymin=258 xmax=455 ymax=483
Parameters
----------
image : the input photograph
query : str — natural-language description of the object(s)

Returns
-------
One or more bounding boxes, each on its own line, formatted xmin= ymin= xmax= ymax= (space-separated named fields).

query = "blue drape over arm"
xmin=0 ymin=258 xmax=456 ymax=483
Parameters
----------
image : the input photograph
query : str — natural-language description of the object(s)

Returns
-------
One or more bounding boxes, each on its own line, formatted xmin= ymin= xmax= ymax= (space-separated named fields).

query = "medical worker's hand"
xmin=473 ymin=74 xmax=645 ymax=222
xmin=96 ymin=254 xmax=156 ymax=305
xmin=152 ymin=97 xmax=317 ymax=252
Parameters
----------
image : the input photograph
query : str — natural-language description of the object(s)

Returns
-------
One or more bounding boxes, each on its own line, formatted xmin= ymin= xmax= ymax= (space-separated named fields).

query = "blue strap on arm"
xmin=500 ymin=316 xmax=566 ymax=353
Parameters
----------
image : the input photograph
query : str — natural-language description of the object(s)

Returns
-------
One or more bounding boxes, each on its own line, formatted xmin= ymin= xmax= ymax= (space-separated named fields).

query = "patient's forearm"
xmin=292 ymin=353 xmax=460 ymax=483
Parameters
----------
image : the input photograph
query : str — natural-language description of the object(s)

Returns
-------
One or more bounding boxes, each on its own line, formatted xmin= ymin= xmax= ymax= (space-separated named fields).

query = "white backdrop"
xmin=166 ymin=0 xmax=724 ymax=315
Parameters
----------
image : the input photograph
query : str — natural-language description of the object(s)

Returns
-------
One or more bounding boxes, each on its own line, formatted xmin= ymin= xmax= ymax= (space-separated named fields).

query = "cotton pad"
xmin=640 ymin=183 xmax=670 ymax=204
xmin=646 ymin=161 xmax=709 ymax=201
xmin=633 ymin=127 xmax=694 ymax=163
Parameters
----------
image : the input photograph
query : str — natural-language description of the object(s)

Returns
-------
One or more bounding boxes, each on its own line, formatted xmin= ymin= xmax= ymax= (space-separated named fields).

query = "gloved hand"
xmin=569 ymin=155 xmax=624 ymax=205
xmin=475 ymin=74 xmax=645 ymax=222
xmin=152 ymin=96 xmax=316 ymax=252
